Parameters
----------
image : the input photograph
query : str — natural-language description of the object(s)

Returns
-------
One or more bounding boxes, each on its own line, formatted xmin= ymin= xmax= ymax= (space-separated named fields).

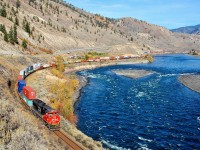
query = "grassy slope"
xmin=0 ymin=56 xmax=68 ymax=149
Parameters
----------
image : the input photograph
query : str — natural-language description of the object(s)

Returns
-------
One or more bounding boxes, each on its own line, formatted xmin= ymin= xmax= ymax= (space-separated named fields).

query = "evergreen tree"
xmin=16 ymin=0 xmax=21 ymax=9
xmin=0 ymin=24 xmax=6 ymax=33
xmin=15 ymin=17 xmax=19 ymax=26
xmin=13 ymin=23 xmax=18 ymax=44
xmin=25 ymin=22 xmax=31 ymax=34
xmin=130 ymin=37 xmax=133 ymax=41
xmin=4 ymin=30 xmax=8 ymax=42
xmin=9 ymin=27 xmax=14 ymax=44
xmin=22 ymin=39 xmax=27 ymax=49
xmin=0 ymin=6 xmax=7 ymax=17
xmin=22 ymin=18 xmax=26 ymax=29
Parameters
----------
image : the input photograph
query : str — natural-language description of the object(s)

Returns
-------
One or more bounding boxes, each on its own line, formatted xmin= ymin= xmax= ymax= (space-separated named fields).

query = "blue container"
xmin=18 ymin=80 xmax=26 ymax=93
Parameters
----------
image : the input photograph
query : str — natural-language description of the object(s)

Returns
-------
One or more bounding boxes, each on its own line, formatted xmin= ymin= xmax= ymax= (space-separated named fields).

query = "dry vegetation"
xmin=0 ymin=0 xmax=200 ymax=56
xmin=50 ymin=76 xmax=79 ymax=123
xmin=0 ymin=56 xmax=68 ymax=150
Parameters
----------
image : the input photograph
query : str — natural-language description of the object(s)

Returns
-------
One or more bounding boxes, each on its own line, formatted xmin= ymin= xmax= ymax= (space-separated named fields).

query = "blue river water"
xmin=75 ymin=54 xmax=200 ymax=150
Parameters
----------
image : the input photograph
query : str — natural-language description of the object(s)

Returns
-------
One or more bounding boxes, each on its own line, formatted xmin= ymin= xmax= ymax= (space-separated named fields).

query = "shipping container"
xmin=20 ymin=69 xmax=26 ymax=79
xmin=17 ymin=75 xmax=23 ymax=80
xmin=95 ymin=59 xmax=100 ymax=62
xmin=22 ymin=93 xmax=33 ymax=106
xmin=115 ymin=56 xmax=120 ymax=60
xmin=100 ymin=57 xmax=110 ymax=60
xmin=33 ymin=63 xmax=42 ymax=71
xmin=43 ymin=64 xmax=50 ymax=68
xmin=110 ymin=57 xmax=116 ymax=60
xmin=119 ymin=56 xmax=125 ymax=59
xmin=124 ymin=56 xmax=129 ymax=59
xmin=50 ymin=63 xmax=56 ymax=67
xmin=23 ymin=86 xmax=36 ymax=100
xmin=18 ymin=80 xmax=26 ymax=93
xmin=88 ymin=58 xmax=94 ymax=62
xmin=81 ymin=60 xmax=88 ymax=62
xmin=25 ymin=67 xmax=29 ymax=76
xmin=28 ymin=65 xmax=34 ymax=73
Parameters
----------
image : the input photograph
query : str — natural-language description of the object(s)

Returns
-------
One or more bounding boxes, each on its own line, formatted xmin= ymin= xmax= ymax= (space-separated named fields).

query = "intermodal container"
xmin=29 ymin=65 xmax=34 ymax=73
xmin=33 ymin=63 xmax=42 ymax=70
xmin=18 ymin=80 xmax=26 ymax=93
xmin=20 ymin=69 xmax=26 ymax=79
xmin=51 ymin=63 xmax=56 ymax=67
xmin=17 ymin=75 xmax=23 ymax=80
xmin=110 ymin=57 xmax=116 ymax=60
xmin=22 ymin=93 xmax=34 ymax=107
xmin=23 ymin=86 xmax=36 ymax=100
xmin=43 ymin=64 xmax=50 ymax=68
xmin=119 ymin=56 xmax=125 ymax=59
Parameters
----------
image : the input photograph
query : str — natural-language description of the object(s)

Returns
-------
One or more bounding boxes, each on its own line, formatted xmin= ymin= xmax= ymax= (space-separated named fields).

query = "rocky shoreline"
xmin=113 ymin=69 xmax=154 ymax=79
xmin=179 ymin=75 xmax=200 ymax=93
xmin=72 ymin=75 xmax=88 ymax=107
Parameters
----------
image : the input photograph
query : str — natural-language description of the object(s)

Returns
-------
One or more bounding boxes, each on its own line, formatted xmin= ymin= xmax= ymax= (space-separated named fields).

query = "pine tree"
xmin=16 ymin=0 xmax=21 ymax=9
xmin=9 ymin=27 xmax=14 ymax=44
xmin=15 ymin=17 xmax=19 ymax=26
xmin=25 ymin=22 xmax=31 ymax=34
xmin=22 ymin=39 xmax=27 ymax=49
xmin=130 ymin=37 xmax=133 ymax=41
xmin=0 ymin=6 xmax=7 ymax=17
xmin=13 ymin=23 xmax=18 ymax=44
xmin=4 ymin=30 xmax=8 ymax=42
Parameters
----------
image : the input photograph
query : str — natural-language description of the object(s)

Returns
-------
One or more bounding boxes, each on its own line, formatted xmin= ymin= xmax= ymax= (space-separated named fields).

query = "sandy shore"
xmin=179 ymin=75 xmax=200 ymax=93
xmin=113 ymin=69 xmax=154 ymax=79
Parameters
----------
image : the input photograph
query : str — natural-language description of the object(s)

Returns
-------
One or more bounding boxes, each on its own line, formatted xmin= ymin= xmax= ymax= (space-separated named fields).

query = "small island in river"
xmin=113 ymin=69 xmax=154 ymax=79
xmin=179 ymin=75 xmax=200 ymax=93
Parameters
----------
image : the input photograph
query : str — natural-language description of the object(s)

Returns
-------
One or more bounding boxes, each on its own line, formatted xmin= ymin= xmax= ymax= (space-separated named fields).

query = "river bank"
xmin=179 ymin=75 xmax=200 ymax=93
xmin=65 ymin=59 xmax=149 ymax=106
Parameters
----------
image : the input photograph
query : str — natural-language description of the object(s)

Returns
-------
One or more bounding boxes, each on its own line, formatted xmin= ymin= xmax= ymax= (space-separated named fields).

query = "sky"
xmin=64 ymin=0 xmax=200 ymax=29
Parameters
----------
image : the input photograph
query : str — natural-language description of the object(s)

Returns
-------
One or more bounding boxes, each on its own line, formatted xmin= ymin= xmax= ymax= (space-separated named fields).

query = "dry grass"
xmin=0 ymin=56 xmax=67 ymax=150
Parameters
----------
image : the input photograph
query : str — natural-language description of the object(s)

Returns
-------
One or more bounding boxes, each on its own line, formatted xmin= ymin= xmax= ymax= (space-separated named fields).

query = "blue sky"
xmin=64 ymin=0 xmax=200 ymax=29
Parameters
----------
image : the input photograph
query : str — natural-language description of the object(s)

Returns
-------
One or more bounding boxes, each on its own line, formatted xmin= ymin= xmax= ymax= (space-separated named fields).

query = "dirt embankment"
xmin=179 ymin=75 xmax=200 ymax=93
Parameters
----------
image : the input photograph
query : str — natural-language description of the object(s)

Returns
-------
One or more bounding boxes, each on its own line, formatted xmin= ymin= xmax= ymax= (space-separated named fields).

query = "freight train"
xmin=17 ymin=63 xmax=60 ymax=130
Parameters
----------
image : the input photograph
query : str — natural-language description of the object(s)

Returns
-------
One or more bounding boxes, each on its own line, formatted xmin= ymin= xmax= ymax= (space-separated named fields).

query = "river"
xmin=75 ymin=54 xmax=200 ymax=150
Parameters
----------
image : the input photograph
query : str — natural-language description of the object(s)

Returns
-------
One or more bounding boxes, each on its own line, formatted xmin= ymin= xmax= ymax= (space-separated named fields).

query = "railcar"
xmin=32 ymin=99 xmax=60 ymax=130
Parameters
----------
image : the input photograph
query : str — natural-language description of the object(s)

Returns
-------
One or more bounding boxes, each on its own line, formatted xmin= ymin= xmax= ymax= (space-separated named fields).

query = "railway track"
xmin=15 ymin=67 xmax=87 ymax=150
xmin=54 ymin=130 xmax=86 ymax=150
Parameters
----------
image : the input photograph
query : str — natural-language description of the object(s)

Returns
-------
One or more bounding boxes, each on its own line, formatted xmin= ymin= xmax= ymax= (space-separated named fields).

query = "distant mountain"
xmin=171 ymin=24 xmax=200 ymax=34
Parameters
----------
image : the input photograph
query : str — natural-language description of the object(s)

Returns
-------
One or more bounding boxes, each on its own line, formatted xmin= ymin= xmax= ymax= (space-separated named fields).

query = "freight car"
xmin=17 ymin=63 xmax=60 ymax=130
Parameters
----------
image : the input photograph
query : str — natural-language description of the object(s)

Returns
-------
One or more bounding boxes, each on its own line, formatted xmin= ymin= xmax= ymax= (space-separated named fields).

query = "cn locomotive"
xmin=17 ymin=63 xmax=60 ymax=130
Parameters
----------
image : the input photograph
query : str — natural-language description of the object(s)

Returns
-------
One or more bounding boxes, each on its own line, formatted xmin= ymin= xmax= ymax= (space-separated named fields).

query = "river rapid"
xmin=75 ymin=54 xmax=200 ymax=150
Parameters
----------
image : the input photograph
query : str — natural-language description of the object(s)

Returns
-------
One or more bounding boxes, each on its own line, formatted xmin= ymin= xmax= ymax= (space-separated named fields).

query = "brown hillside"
xmin=0 ymin=0 xmax=199 ymax=55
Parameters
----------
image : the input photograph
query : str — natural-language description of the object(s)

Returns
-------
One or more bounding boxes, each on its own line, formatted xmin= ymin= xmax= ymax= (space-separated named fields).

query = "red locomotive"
xmin=33 ymin=99 xmax=60 ymax=130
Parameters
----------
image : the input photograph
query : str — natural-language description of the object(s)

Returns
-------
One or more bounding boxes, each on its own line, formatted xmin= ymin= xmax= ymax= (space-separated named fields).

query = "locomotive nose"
xmin=50 ymin=115 xmax=61 ymax=124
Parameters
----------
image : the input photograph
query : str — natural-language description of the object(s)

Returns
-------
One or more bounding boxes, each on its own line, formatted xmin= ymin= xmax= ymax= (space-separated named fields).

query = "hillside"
xmin=0 ymin=0 xmax=200 ymax=56
xmin=171 ymin=24 xmax=200 ymax=35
